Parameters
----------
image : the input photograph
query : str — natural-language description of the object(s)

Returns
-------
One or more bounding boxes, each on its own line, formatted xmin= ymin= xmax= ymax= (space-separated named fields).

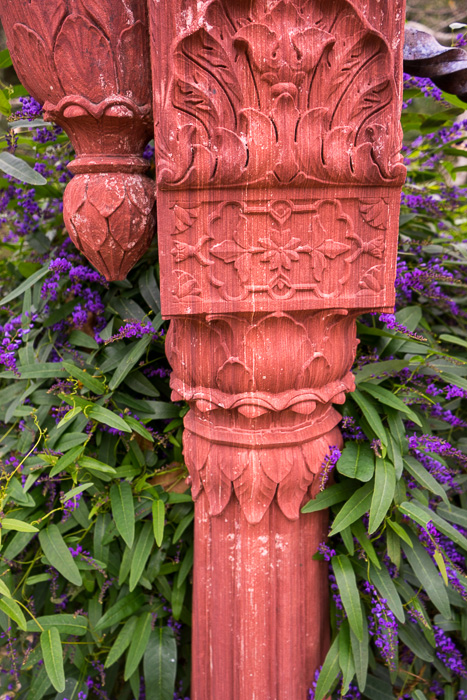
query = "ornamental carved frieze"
xmin=159 ymin=188 xmax=399 ymax=314
xmin=156 ymin=0 xmax=406 ymax=189
xmin=1 ymin=0 xmax=156 ymax=280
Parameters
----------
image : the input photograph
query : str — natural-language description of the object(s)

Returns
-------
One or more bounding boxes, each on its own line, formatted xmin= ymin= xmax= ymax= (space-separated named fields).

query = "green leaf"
xmin=177 ymin=545 xmax=194 ymax=588
xmin=314 ymin=635 xmax=340 ymax=700
xmin=351 ymin=520 xmax=380 ymax=569
xmin=0 ymin=597 xmax=27 ymax=630
xmin=110 ymin=481 xmax=135 ymax=549
xmin=88 ymin=404 xmax=132 ymax=433
xmin=62 ymin=362 xmax=106 ymax=394
xmin=351 ymin=389 xmax=388 ymax=446
xmin=0 ymin=266 xmax=49 ymax=306
xmin=332 ymin=555 xmax=363 ymax=641
xmin=26 ymin=614 xmax=88 ymax=636
xmin=41 ymin=628 xmax=65 ymax=692
xmin=402 ymin=532 xmax=451 ymax=619
xmin=139 ymin=267 xmax=161 ymax=314
xmin=171 ymin=578 xmax=186 ymax=620
xmin=144 ymin=627 xmax=177 ymax=700
xmin=404 ymin=457 xmax=449 ymax=505
xmin=338 ymin=620 xmax=355 ymax=695
xmin=350 ymin=605 xmax=368 ymax=693
xmin=368 ymin=458 xmax=395 ymax=534
xmin=302 ymin=481 xmax=356 ymax=514
xmin=95 ymin=591 xmax=145 ymax=631
xmin=124 ymin=613 xmax=153 ymax=681
xmin=437 ymin=503 xmax=467 ymax=530
xmin=354 ymin=359 xmax=409 ymax=383
xmin=0 ymin=579 xmax=12 ymax=598
xmin=337 ymin=442 xmax=375 ymax=482
xmin=109 ymin=335 xmax=153 ymax=391
xmin=329 ymin=481 xmax=373 ymax=536
xmin=38 ymin=525 xmax=82 ymax=587
xmin=68 ymin=329 xmax=99 ymax=349
xmin=434 ymin=550 xmax=449 ymax=586
xmin=129 ymin=522 xmax=154 ymax=592
xmin=415 ymin=503 xmax=467 ymax=553
xmin=172 ymin=512 xmax=194 ymax=544
xmin=125 ymin=415 xmax=154 ymax=442
xmin=152 ymin=500 xmax=165 ymax=548
xmin=56 ymin=406 xmax=82 ymax=429
xmin=398 ymin=623 xmax=434 ymax=662
xmin=0 ymin=48 xmax=12 ymax=69
xmin=361 ymin=675 xmax=396 ymax=700
xmin=399 ymin=501 xmax=432 ymax=529
xmin=387 ymin=519 xmax=413 ymax=548
xmin=105 ymin=616 xmax=138 ymax=668
xmin=359 ymin=382 xmax=422 ymax=426
xmin=61 ymin=483 xmax=93 ymax=502
xmin=0 ymin=151 xmax=47 ymax=185
xmin=1 ymin=518 xmax=38 ymax=532
xmin=78 ymin=456 xmax=117 ymax=476
xmin=369 ymin=563 xmax=405 ymax=622
xmin=412 ymin=691 xmax=428 ymax=700
xmin=51 ymin=445 xmax=84 ymax=476
xmin=27 ymin=665 xmax=52 ymax=700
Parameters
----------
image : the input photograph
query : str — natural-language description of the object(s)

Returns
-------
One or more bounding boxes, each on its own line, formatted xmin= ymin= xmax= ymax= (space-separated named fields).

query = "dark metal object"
xmin=404 ymin=27 xmax=467 ymax=102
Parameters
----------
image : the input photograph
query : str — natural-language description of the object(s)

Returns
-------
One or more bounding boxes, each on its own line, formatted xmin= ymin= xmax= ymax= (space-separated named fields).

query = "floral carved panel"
xmin=159 ymin=188 xmax=399 ymax=315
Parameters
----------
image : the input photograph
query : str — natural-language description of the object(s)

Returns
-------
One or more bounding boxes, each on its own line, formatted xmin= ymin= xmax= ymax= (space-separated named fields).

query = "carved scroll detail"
xmin=167 ymin=310 xmax=359 ymax=523
xmin=1 ymin=0 xmax=155 ymax=280
xmin=156 ymin=0 xmax=406 ymax=189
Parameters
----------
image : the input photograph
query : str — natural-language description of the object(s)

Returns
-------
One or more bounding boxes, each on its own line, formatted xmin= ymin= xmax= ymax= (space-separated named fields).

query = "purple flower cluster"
xmin=434 ymin=626 xmax=467 ymax=678
xmin=106 ymin=319 xmax=160 ymax=343
xmin=340 ymin=416 xmax=366 ymax=440
xmin=0 ymin=312 xmax=37 ymax=375
xmin=317 ymin=542 xmax=336 ymax=561
xmin=363 ymin=582 xmax=398 ymax=669
xmin=318 ymin=446 xmax=341 ymax=490
xmin=379 ymin=313 xmax=426 ymax=341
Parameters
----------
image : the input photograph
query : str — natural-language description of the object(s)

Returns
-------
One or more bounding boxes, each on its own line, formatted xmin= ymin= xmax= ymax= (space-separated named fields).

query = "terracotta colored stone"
xmin=1 ymin=0 xmax=156 ymax=281
xmin=149 ymin=1 xmax=406 ymax=697
xmin=2 ymin=0 xmax=407 ymax=697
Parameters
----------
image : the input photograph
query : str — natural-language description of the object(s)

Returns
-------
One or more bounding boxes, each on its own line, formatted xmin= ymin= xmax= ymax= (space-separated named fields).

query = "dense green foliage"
xmin=1 ymin=43 xmax=467 ymax=700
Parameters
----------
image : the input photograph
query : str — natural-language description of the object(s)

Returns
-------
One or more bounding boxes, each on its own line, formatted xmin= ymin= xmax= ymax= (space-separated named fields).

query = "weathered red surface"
xmin=149 ymin=0 xmax=406 ymax=697
xmin=3 ymin=0 xmax=407 ymax=696
xmin=1 ymin=0 xmax=156 ymax=280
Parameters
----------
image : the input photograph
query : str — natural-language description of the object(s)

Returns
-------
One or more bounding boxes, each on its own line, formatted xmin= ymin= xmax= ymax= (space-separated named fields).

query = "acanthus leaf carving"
xmin=156 ymin=0 xmax=406 ymax=189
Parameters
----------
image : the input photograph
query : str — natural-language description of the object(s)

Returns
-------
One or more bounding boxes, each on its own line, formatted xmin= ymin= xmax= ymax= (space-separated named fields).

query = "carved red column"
xmin=1 ymin=0 xmax=155 ymax=281
xmin=3 ymin=0 xmax=407 ymax=696
xmin=148 ymin=1 xmax=406 ymax=698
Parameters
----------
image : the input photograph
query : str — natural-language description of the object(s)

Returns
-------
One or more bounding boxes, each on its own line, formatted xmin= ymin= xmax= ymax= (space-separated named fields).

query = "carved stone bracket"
xmin=1 ymin=0 xmax=156 ymax=280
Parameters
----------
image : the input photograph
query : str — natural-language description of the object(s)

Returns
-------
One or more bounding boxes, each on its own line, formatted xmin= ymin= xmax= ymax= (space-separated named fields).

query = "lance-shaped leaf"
xmin=129 ymin=522 xmax=154 ymax=592
xmin=368 ymin=458 xmax=395 ymax=534
xmin=332 ymin=555 xmax=363 ymax=641
xmin=144 ymin=627 xmax=177 ymax=700
xmin=402 ymin=532 xmax=451 ymax=619
xmin=329 ymin=481 xmax=373 ymax=536
xmin=0 ymin=151 xmax=47 ymax=185
xmin=314 ymin=635 xmax=340 ymax=700
xmin=124 ymin=613 xmax=153 ymax=681
xmin=39 ymin=524 xmax=82 ymax=587
xmin=41 ymin=627 xmax=65 ymax=692
xmin=110 ymin=481 xmax=135 ymax=549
